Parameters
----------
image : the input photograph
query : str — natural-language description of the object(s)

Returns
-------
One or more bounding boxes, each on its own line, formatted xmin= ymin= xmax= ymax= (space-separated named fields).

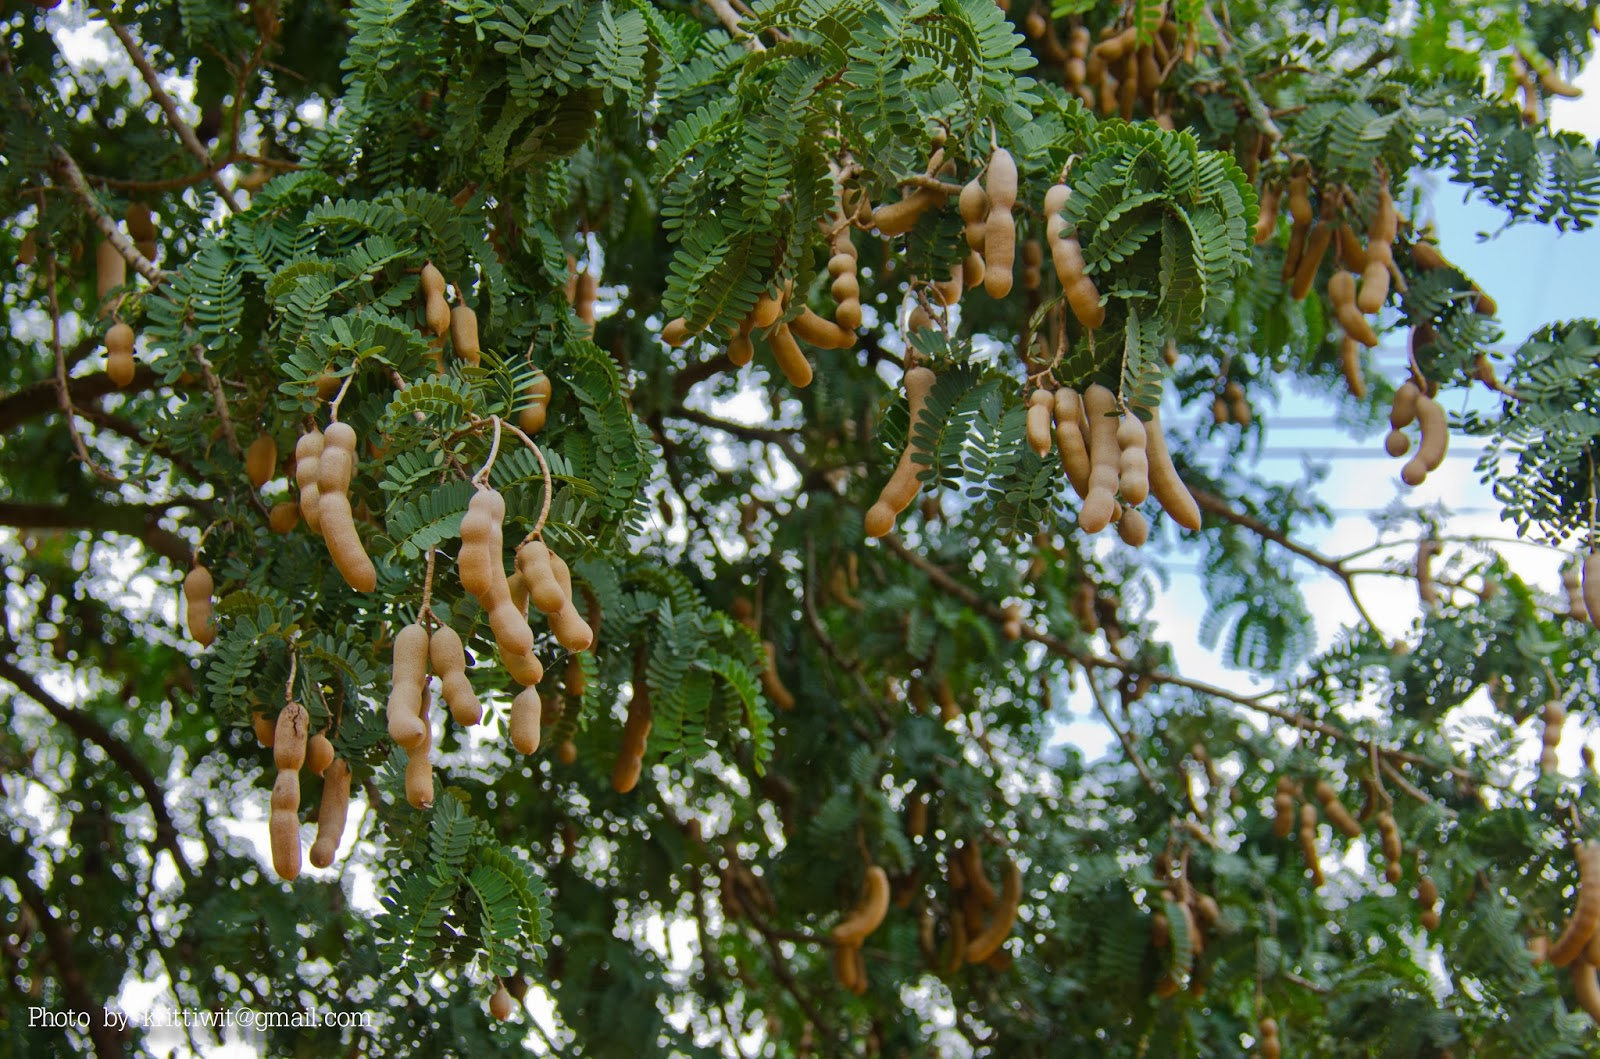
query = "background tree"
xmin=3 ymin=0 xmax=1600 ymax=1055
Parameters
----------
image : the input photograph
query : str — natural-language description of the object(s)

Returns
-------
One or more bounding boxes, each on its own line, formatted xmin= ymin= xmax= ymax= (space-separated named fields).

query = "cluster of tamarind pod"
xmin=1509 ymin=51 xmax=1583 ymax=126
xmin=1010 ymin=7 xmax=1188 ymax=127
xmin=1146 ymin=864 xmax=1221 ymax=998
xmin=255 ymin=698 xmax=347 ymax=880
xmin=1382 ymin=377 xmax=1448 ymax=487
xmin=1562 ymin=551 xmax=1600 ymax=635
xmin=732 ymin=598 xmax=795 ymax=712
xmin=1531 ymin=841 xmax=1600 ymax=1025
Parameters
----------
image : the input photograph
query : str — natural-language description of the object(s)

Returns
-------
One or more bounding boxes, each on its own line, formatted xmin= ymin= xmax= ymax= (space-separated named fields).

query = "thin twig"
xmin=499 ymin=419 xmax=555 ymax=535
xmin=46 ymin=247 xmax=118 ymax=483
xmin=1087 ymin=674 xmax=1165 ymax=799
xmin=472 ymin=414 xmax=503 ymax=488
xmin=705 ymin=0 xmax=765 ymax=50
xmin=192 ymin=346 xmax=241 ymax=456
xmin=51 ymin=146 xmax=165 ymax=285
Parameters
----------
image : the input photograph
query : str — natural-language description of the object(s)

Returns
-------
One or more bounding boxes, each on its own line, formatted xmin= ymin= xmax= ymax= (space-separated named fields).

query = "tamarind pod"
xmin=425 ymin=292 xmax=451 ymax=338
xmin=1326 ymin=270 xmax=1378 ymax=346
xmin=544 ymin=550 xmax=594 ymax=651
xmin=966 ymin=857 xmax=1022 ymax=962
xmin=508 ymin=684 xmax=541 ymax=755
xmin=420 ymin=262 xmax=446 ymax=298
xmin=1281 ymin=219 xmax=1308 ymax=281
xmin=1313 ymin=780 xmax=1362 ymax=838
xmin=752 ymin=290 xmax=784 ymax=328
xmin=834 ymin=297 xmax=863 ymax=330
xmin=269 ymin=775 xmax=302 ymax=880
xmin=507 ymin=569 xmax=529 ymax=615
xmin=1093 ymin=25 xmax=1138 ymax=62
xmin=613 ymin=681 xmax=653 ymax=791
xmin=872 ymin=186 xmax=943 ymax=237
xmin=828 ymin=252 xmax=856 ymax=278
xmin=1410 ymin=240 xmax=1449 ymax=272
xmin=1115 ymin=414 xmax=1149 ymax=505
xmin=831 ymin=270 xmax=860 ymax=302
xmin=96 ymin=240 xmax=126 ymax=300
xmin=1052 ymin=388 xmax=1092 ymax=498
xmin=385 ymin=623 xmax=430 ymax=751
xmin=728 ymin=328 xmax=756 ymax=367
xmin=1389 ymin=380 xmax=1420 ymax=430
xmin=1144 ymin=407 xmax=1201 ymax=531
xmin=519 ymin=374 xmax=552 ymax=435
xmin=1286 ymin=174 xmax=1313 ymax=225
xmin=768 ymin=323 xmax=813 ymax=388
xmin=308 ymin=757 xmax=350 ymax=868
xmin=182 ymin=564 xmax=216 ymax=646
xmin=1581 ymin=553 xmax=1600 ymax=634
xmin=306 ymin=733 xmax=334 ymax=777
xmin=126 ymin=201 xmax=154 ymax=243
xmin=1117 ymin=507 xmax=1149 ymax=547
xmin=451 ymin=305 xmax=481 ymax=366
xmin=1400 ymin=396 xmax=1447 ymax=486
xmin=404 ymin=720 xmax=433 ymax=810
xmin=959 ymin=177 xmax=989 ymax=235
xmin=832 ymin=940 xmax=862 ymax=992
xmin=963 ymin=250 xmax=985 ymax=289
xmin=575 ymin=270 xmax=597 ymax=325
xmin=962 ymin=842 xmax=999 ymax=907
xmin=294 ymin=431 xmax=325 ymax=534
xmin=108 ymin=348 xmax=136 ymax=388
xmin=760 ymin=640 xmax=795 ymax=710
xmin=252 ymin=714 xmax=276 ymax=747
xmin=486 ymin=983 xmax=516 ymax=1022
xmin=516 ymin=540 xmax=565 ymax=614
xmin=1369 ymin=183 xmax=1398 ymax=245
xmin=273 ymin=701 xmax=310 ymax=771
xmin=1417 ymin=875 xmax=1439 ymax=913
xmin=1339 ymin=335 xmax=1366 ymax=399
xmin=1290 ymin=221 xmax=1333 ymax=300
xmin=933 ymin=268 xmax=963 ymax=307
xmin=268 ymin=501 xmax=299 ymax=534
xmin=1337 ymin=223 xmax=1368 ymax=270
xmin=1416 ymin=539 xmax=1440 ymax=607
xmin=489 ymin=597 xmax=536 ymax=658
xmin=1272 ymin=789 xmax=1296 ymax=837
xmin=316 ymin=449 xmax=377 ymax=592
xmin=1356 ymin=259 xmax=1390 ymax=313
xmin=984 ymin=207 xmax=1016 ymax=298
xmin=1078 ymin=384 xmax=1121 ymax=533
xmin=790 ymin=307 xmax=855 ymax=349
xmin=1299 ymin=804 xmax=1325 ymax=888
xmin=1254 ymin=184 xmax=1282 ymax=245
xmin=832 ymin=865 xmax=891 ymax=945
xmin=1540 ymin=67 xmax=1583 ymax=99
xmin=864 ymin=366 xmax=938 ymax=538
xmin=1551 ymin=842 xmax=1600 ymax=966
xmin=429 ymin=625 xmax=483 ymax=726
xmin=503 ymin=646 xmax=544 ymax=687
xmin=1574 ymin=960 xmax=1600 ymax=1025
xmin=1021 ymin=240 xmax=1043 ymax=291
xmin=1025 ymin=388 xmax=1054 ymax=457
xmin=241 ymin=434 xmax=278 ymax=492
xmin=661 ymin=317 xmax=693 ymax=348
xmin=1117 ymin=61 xmax=1138 ymax=120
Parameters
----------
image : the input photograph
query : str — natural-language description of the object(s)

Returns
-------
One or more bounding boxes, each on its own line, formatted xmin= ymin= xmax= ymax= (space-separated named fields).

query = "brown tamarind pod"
xmin=1254 ymin=183 xmax=1281 ymax=245
xmin=544 ymin=548 xmax=594 ymax=651
xmin=509 ymin=684 xmax=541 ymax=755
xmin=1053 ymin=388 xmax=1092 ymax=499
xmin=1144 ymin=407 xmax=1201 ymax=531
xmin=790 ymin=307 xmax=855 ymax=350
xmin=872 ymin=184 xmax=944 ymax=237
xmin=1043 ymin=184 xmax=1105 ymax=330
xmin=273 ymin=701 xmax=309 ymax=771
xmin=268 ymin=501 xmax=299 ymax=534
xmin=1272 ymin=776 xmax=1296 ymax=838
xmin=833 ymin=865 xmax=890 ymax=946
xmin=1337 ymin=222 xmax=1369 ymax=270
xmin=959 ymin=178 xmax=989 ymax=254
xmin=183 ymin=564 xmax=216 ymax=646
xmin=269 ymin=770 xmax=301 ymax=881
xmin=104 ymin=322 xmax=136 ymax=387
xmin=865 ymin=366 xmax=938 ymax=538
xmin=420 ymin=262 xmax=446 ymax=298
xmin=458 ymin=489 xmax=536 ymax=656
xmin=1115 ymin=506 xmax=1149 ymax=549
xmin=425 ymin=291 xmax=451 ymax=338
xmin=1377 ymin=811 xmax=1404 ymax=882
xmin=126 ymin=201 xmax=156 ymax=255
xmin=1573 ymin=960 xmax=1600 ymax=1024
xmin=727 ymin=320 xmax=755 ymax=368
xmin=1280 ymin=175 xmax=1312 ymax=279
xmin=1565 ymin=562 xmax=1589 ymax=621
xmin=1313 ymin=779 xmax=1362 ymax=838
xmin=488 ymin=983 xmax=516 ymax=1021
xmin=451 ymin=304 xmax=481 ymax=366
xmin=767 ymin=323 xmax=813 ymax=388
xmin=758 ymin=639 xmax=795 ymax=711
xmin=1551 ymin=842 xmax=1600 ymax=966
xmin=1021 ymin=238 xmax=1043 ymax=291
xmin=1093 ymin=24 xmax=1138 ymax=63
xmin=1078 ymin=384 xmax=1120 ymax=533
xmin=1385 ymin=380 xmax=1420 ymax=456
xmin=1415 ymin=538 xmax=1440 ymax=607
xmin=966 ymin=856 xmax=1022 ymax=962
xmin=519 ymin=374 xmax=552 ymax=435
xmin=574 ymin=270 xmax=597 ymax=326
xmin=1115 ymin=414 xmax=1149 ymax=505
xmin=1582 ymin=553 xmax=1600 ymax=634
xmin=661 ymin=317 xmax=693 ymax=348
xmin=1291 ymin=219 xmax=1333 ymax=300
xmin=429 ymin=625 xmax=483 ymax=726
xmin=1356 ymin=259 xmax=1390 ymax=314
xmin=1326 ymin=269 xmax=1378 ymax=347
xmin=294 ymin=430 xmax=325 ymax=534
xmin=1416 ymin=874 xmax=1440 ymax=930
xmin=752 ymin=288 xmax=785 ymax=328
xmin=308 ymin=757 xmax=350 ymax=868
xmin=307 ymin=733 xmax=334 ymax=776
xmin=317 ymin=423 xmax=377 ymax=592
xmin=1339 ymin=335 xmax=1366 ymax=399
xmin=96 ymin=239 xmax=126 ymax=301
xmin=613 ymin=678 xmax=653 ymax=792
xmin=984 ymin=148 xmax=1018 ymax=298
xmin=252 ymin=713 xmax=277 ymax=747
xmin=1025 ymin=388 xmax=1054 ymax=457
xmin=386 ymin=623 xmax=430 ymax=751
xmin=1299 ymin=802 xmax=1325 ymax=887
xmin=245 ymin=433 xmax=277 ymax=489
xmin=1400 ymin=396 xmax=1447 ymax=486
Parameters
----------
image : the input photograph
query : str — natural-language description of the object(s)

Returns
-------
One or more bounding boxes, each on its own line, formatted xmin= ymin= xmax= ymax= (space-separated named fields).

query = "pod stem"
xmin=472 ymin=414 xmax=504 ymax=488
xmin=501 ymin=419 xmax=555 ymax=537
xmin=328 ymin=372 xmax=356 ymax=422
xmin=284 ymin=643 xmax=298 ymax=703
xmin=419 ymin=547 xmax=437 ymax=624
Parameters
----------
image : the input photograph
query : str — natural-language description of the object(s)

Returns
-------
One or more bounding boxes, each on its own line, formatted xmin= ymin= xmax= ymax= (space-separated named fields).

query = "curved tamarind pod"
xmin=420 ymin=262 xmax=446 ymax=298
xmin=269 ymin=770 xmax=301 ymax=881
xmin=984 ymin=148 xmax=1018 ymax=298
xmin=425 ymin=291 xmax=451 ymax=338
xmin=574 ymin=270 xmax=597 ymax=325
xmin=507 ymin=569 xmax=529 ymax=615
xmin=308 ymin=757 xmax=350 ymax=868
xmin=759 ymin=640 xmax=795 ymax=710
xmin=385 ymin=623 xmax=430 ymax=751
xmin=544 ymin=549 xmax=594 ymax=651
xmin=1337 ymin=223 xmax=1369 ymax=270
xmin=661 ymin=317 xmax=692 ymax=347
xmin=1551 ymin=842 xmax=1600 ymax=966
xmin=1078 ymin=384 xmax=1121 ymax=533
xmin=105 ymin=322 xmax=136 ymax=387
xmin=962 ymin=842 xmax=998 ymax=906
xmin=1025 ymin=388 xmax=1054 ymax=457
xmin=768 ymin=323 xmax=812 ymax=388
xmin=1043 ymin=188 xmax=1106 ymax=330
xmin=790 ymin=307 xmax=855 ymax=349
xmin=865 ymin=366 xmax=938 ymax=538
xmin=1415 ymin=538 xmax=1440 ymax=607
xmin=182 ymin=564 xmax=216 ymax=646
xmin=96 ymin=239 xmax=126 ymax=301
xmin=294 ymin=430 xmax=325 ymax=534
xmin=509 ymin=685 xmax=541 ymax=754
xmin=1387 ymin=378 xmax=1420 ymax=453
xmin=1299 ymin=802 xmax=1325 ymax=887
xmin=752 ymin=289 xmax=784 ymax=328
xmin=963 ymin=250 xmax=986 ymax=289
xmin=252 ymin=714 xmax=277 ymax=747
xmin=828 ymin=252 xmax=856 ymax=278
xmin=1254 ymin=183 xmax=1282 ymax=245
xmin=503 ymin=647 xmax=544 ymax=688
xmin=1369 ymin=182 xmax=1398 ymax=246
xmin=1053 ymin=388 xmax=1091 ymax=499
xmin=245 ymin=433 xmax=277 ymax=489
xmin=1357 ymin=259 xmax=1390 ymax=314
xmin=1291 ymin=220 xmax=1333 ymax=300
xmin=1313 ymin=779 xmax=1362 ymax=838
xmin=519 ymin=374 xmax=552 ymax=435
xmin=1582 ymin=553 xmax=1600 ymax=634
xmin=1115 ymin=414 xmax=1149 ymax=505
xmin=1272 ymin=776 xmax=1296 ymax=838
xmin=959 ymin=178 xmax=988 ymax=252
xmin=1326 ymin=270 xmax=1378 ymax=347
xmin=456 ymin=489 xmax=503 ymax=598
xmin=966 ymin=857 xmax=1022 ymax=962
xmin=613 ymin=679 xmax=653 ymax=792
xmin=727 ymin=323 xmax=755 ymax=367
xmin=307 ymin=733 xmax=334 ymax=776
xmin=1117 ymin=507 xmax=1149 ymax=547
xmin=1021 ymin=239 xmax=1043 ymax=291
xmin=1400 ymin=396 xmax=1447 ymax=486
xmin=273 ymin=701 xmax=310 ymax=771
xmin=1093 ymin=24 xmax=1138 ymax=62
xmin=516 ymin=540 xmax=566 ymax=613
xmin=317 ymin=423 xmax=377 ymax=592
xmin=451 ymin=305 xmax=480 ymax=366
xmin=832 ymin=865 xmax=890 ymax=945
xmin=1286 ymin=173 xmax=1313 ymax=226
xmin=268 ymin=501 xmax=299 ymax=534
xmin=1339 ymin=335 xmax=1366 ymax=399
xmin=832 ymin=940 xmax=862 ymax=992
xmin=1574 ymin=961 xmax=1600 ymax=1024
xmin=1144 ymin=407 xmax=1201 ymax=531
xmin=404 ymin=694 xmax=434 ymax=809
xmin=429 ymin=625 xmax=483 ymax=726
xmin=1540 ymin=66 xmax=1584 ymax=98
xmin=872 ymin=185 xmax=944 ymax=236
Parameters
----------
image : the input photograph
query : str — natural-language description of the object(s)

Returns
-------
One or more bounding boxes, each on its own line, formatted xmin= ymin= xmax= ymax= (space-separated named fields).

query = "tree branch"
xmin=50 ymin=147 xmax=166 ymax=285
xmin=0 ymin=500 xmax=193 ymax=567
xmin=0 ymin=365 xmax=160 ymax=434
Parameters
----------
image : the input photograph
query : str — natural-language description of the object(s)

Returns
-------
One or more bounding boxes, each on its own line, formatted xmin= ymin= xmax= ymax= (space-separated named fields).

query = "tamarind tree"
xmin=6 ymin=0 xmax=1600 ymax=1055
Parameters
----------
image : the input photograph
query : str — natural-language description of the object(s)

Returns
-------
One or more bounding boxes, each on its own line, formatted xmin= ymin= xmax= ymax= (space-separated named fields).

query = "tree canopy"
xmin=4 ymin=0 xmax=1600 ymax=1055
